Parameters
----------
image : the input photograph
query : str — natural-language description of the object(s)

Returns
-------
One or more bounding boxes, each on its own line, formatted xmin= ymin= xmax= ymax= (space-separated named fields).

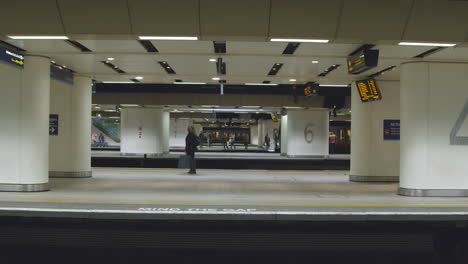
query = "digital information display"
xmin=0 ymin=46 xmax=24 ymax=68
xmin=384 ymin=120 xmax=400 ymax=140
xmin=356 ymin=79 xmax=381 ymax=102
xmin=347 ymin=49 xmax=379 ymax=75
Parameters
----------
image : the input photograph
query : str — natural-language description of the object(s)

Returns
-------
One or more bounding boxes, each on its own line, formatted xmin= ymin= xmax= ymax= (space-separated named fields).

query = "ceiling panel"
xmin=4 ymin=39 xmax=79 ymax=53
xmin=376 ymin=45 xmax=431 ymax=59
xmin=295 ymin=43 xmax=360 ymax=57
xmin=200 ymin=0 xmax=270 ymax=39
xmin=128 ymin=0 xmax=199 ymax=36
xmin=403 ymin=0 xmax=468 ymax=42
xmin=337 ymin=0 xmax=412 ymax=41
xmin=269 ymin=0 xmax=342 ymax=39
xmin=58 ymin=0 xmax=132 ymax=35
xmin=0 ymin=0 xmax=64 ymax=35
xmin=152 ymin=40 xmax=213 ymax=53
xmin=76 ymin=40 xmax=144 ymax=52
xmin=227 ymin=41 xmax=286 ymax=55
xmin=425 ymin=47 xmax=468 ymax=61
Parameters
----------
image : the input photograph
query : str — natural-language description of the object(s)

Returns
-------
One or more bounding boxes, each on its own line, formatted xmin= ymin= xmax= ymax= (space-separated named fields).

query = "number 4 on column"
xmin=450 ymin=100 xmax=468 ymax=145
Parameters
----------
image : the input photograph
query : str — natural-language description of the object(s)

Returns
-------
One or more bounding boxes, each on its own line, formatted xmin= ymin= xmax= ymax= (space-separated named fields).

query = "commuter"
xmin=244 ymin=134 xmax=249 ymax=149
xmin=185 ymin=126 xmax=200 ymax=174
xmin=98 ymin=133 xmax=105 ymax=147
xmin=230 ymin=134 xmax=236 ymax=149
xmin=264 ymin=134 xmax=270 ymax=149
xmin=329 ymin=132 xmax=337 ymax=154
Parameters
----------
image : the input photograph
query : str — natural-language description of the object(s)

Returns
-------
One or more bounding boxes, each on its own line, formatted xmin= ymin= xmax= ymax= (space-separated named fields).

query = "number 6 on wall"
xmin=450 ymin=100 xmax=468 ymax=145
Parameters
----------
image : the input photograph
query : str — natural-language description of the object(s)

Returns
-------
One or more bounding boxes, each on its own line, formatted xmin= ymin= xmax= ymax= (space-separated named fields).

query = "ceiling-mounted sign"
xmin=0 ymin=46 xmax=24 ymax=68
xmin=355 ymin=78 xmax=382 ymax=102
xmin=50 ymin=64 xmax=74 ymax=85
xmin=347 ymin=49 xmax=379 ymax=75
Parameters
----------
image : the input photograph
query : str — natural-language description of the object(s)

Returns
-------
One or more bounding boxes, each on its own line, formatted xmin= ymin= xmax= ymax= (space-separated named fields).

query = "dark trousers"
xmin=188 ymin=153 xmax=196 ymax=172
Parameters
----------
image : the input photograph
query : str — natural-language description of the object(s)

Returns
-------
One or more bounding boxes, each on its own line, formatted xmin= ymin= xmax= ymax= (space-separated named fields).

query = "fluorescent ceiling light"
xmin=285 ymin=106 xmax=303 ymax=109
xmin=8 ymin=35 xmax=69 ymax=40
xmin=240 ymin=106 xmax=261 ymax=108
xmin=138 ymin=36 xmax=198 ymax=40
xmin=107 ymin=58 xmax=115 ymax=61
xmin=319 ymin=84 xmax=349 ymax=87
xmin=212 ymin=77 xmax=220 ymax=81
xmin=289 ymin=79 xmax=297 ymax=82
xmin=244 ymin=83 xmax=278 ymax=86
xmin=173 ymin=82 xmax=207 ymax=85
xmin=398 ymin=42 xmax=456 ymax=47
xmin=120 ymin=104 xmax=140 ymax=107
xmin=312 ymin=61 xmax=319 ymax=64
xmin=102 ymin=81 xmax=134 ymax=84
xmin=271 ymin=38 xmax=329 ymax=43
xmin=209 ymin=58 xmax=217 ymax=62
xmin=134 ymin=76 xmax=144 ymax=80
xmin=201 ymin=105 xmax=219 ymax=108
xmin=104 ymin=110 xmax=116 ymax=112
xmin=178 ymin=108 xmax=269 ymax=113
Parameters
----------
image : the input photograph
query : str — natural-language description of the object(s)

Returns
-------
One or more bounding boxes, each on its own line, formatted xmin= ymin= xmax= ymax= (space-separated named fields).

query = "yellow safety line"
xmin=0 ymin=198 xmax=466 ymax=207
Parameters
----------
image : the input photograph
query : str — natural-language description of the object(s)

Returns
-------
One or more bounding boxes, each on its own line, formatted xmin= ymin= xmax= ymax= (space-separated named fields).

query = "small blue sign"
xmin=49 ymin=114 xmax=59 ymax=136
xmin=384 ymin=119 xmax=400 ymax=140
xmin=0 ymin=46 xmax=24 ymax=68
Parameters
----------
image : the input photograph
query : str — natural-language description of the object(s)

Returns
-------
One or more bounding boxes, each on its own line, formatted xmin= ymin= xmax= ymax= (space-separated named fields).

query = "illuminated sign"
xmin=0 ymin=46 xmax=24 ymax=68
xmin=355 ymin=78 xmax=381 ymax=102
xmin=347 ymin=49 xmax=379 ymax=75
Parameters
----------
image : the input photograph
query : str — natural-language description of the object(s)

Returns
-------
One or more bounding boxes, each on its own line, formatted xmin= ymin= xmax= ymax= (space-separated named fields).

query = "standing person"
xmin=185 ymin=126 xmax=200 ymax=174
xmin=264 ymin=133 xmax=270 ymax=150
xmin=98 ymin=133 xmax=105 ymax=147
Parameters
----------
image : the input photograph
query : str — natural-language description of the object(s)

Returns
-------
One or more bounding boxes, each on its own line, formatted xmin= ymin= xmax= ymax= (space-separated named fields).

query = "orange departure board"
xmin=355 ymin=79 xmax=381 ymax=102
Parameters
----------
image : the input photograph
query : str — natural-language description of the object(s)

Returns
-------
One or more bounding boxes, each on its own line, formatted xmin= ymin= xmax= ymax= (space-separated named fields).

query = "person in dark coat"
xmin=185 ymin=126 xmax=200 ymax=174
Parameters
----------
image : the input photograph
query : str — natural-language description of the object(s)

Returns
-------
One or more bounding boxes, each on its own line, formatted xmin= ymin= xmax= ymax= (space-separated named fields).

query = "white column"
xmin=250 ymin=124 xmax=259 ymax=145
xmin=121 ymin=107 xmax=167 ymax=155
xmin=258 ymin=120 xmax=265 ymax=148
xmin=286 ymin=109 xmax=329 ymax=157
xmin=399 ymin=62 xmax=468 ymax=196
xmin=0 ymin=56 xmax=50 ymax=191
xmin=162 ymin=110 xmax=170 ymax=154
xmin=349 ymin=81 xmax=400 ymax=182
xmin=170 ymin=118 xmax=193 ymax=148
xmin=280 ymin=114 xmax=288 ymax=156
xmin=49 ymin=76 xmax=92 ymax=178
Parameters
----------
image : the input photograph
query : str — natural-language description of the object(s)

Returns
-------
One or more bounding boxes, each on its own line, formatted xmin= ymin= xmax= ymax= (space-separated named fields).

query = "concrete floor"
xmin=0 ymin=168 xmax=467 ymax=221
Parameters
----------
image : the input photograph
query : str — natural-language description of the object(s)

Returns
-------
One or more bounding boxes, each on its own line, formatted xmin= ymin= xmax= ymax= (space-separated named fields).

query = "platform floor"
xmin=1 ymin=168 xmax=468 ymax=221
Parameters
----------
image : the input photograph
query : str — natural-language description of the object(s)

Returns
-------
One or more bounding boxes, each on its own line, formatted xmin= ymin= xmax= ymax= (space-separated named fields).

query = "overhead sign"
xmin=0 ymin=46 xmax=24 ymax=68
xmin=347 ymin=49 xmax=379 ymax=75
xmin=356 ymin=78 xmax=382 ymax=102
xmin=49 ymin=114 xmax=59 ymax=136
xmin=384 ymin=120 xmax=400 ymax=140
xmin=304 ymin=82 xmax=319 ymax=97
xmin=51 ymin=64 xmax=74 ymax=85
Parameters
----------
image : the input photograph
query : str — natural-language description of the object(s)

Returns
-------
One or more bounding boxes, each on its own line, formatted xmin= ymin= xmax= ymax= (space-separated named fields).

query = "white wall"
xmin=350 ymin=80 xmax=400 ymax=179
xmin=170 ymin=118 xmax=193 ymax=147
xmin=287 ymin=109 xmax=329 ymax=157
xmin=121 ymin=108 xmax=167 ymax=154
xmin=400 ymin=62 xmax=468 ymax=190
xmin=0 ymin=62 xmax=23 ymax=183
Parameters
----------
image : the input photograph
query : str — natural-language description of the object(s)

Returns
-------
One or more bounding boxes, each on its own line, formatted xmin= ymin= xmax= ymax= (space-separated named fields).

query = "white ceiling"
xmin=6 ymin=38 xmax=468 ymax=84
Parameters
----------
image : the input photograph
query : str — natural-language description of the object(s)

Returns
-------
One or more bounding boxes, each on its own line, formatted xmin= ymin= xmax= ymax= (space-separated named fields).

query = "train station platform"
xmin=1 ymin=168 xmax=467 ymax=222
xmin=91 ymin=151 xmax=350 ymax=170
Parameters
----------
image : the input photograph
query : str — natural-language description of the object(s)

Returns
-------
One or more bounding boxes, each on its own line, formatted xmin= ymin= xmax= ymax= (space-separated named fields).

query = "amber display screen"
xmin=355 ymin=78 xmax=381 ymax=102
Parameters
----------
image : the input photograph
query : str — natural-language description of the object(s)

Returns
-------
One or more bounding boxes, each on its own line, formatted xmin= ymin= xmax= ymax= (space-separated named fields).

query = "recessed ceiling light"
xmin=312 ymin=61 xmax=319 ymax=64
xmin=8 ymin=35 xmax=69 ymax=40
xmin=138 ymin=36 xmax=198 ymax=40
xmin=107 ymin=58 xmax=115 ymax=61
xmin=271 ymin=38 xmax=329 ymax=43
xmin=289 ymin=79 xmax=297 ymax=82
xmin=398 ymin=42 xmax=456 ymax=47
xmin=135 ymin=76 xmax=144 ymax=80
xmin=212 ymin=77 xmax=220 ymax=81
xmin=209 ymin=58 xmax=217 ymax=62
